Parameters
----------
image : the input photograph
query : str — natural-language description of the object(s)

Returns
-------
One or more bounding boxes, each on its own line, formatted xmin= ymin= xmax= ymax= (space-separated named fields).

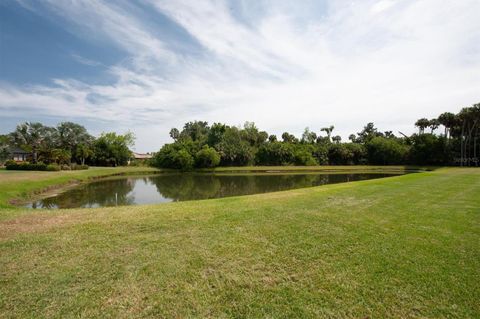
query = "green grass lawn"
xmin=0 ymin=167 xmax=479 ymax=318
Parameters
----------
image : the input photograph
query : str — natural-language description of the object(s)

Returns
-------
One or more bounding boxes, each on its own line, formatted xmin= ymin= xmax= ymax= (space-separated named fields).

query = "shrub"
xmin=366 ymin=137 xmax=409 ymax=165
xmin=195 ymin=146 xmax=220 ymax=168
xmin=71 ymin=164 xmax=89 ymax=170
xmin=409 ymin=134 xmax=448 ymax=165
xmin=174 ymin=149 xmax=194 ymax=171
xmin=313 ymin=145 xmax=329 ymax=165
xmin=152 ymin=144 xmax=183 ymax=169
xmin=5 ymin=161 xmax=47 ymax=171
xmin=46 ymin=164 xmax=61 ymax=171
xmin=4 ymin=160 xmax=16 ymax=168
xmin=151 ymin=144 xmax=194 ymax=171
xmin=293 ymin=147 xmax=318 ymax=166
xmin=328 ymin=144 xmax=354 ymax=165
xmin=61 ymin=164 xmax=71 ymax=170
xmin=256 ymin=142 xmax=295 ymax=165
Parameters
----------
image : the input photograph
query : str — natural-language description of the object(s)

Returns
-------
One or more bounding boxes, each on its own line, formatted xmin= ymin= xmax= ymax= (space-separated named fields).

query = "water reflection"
xmin=29 ymin=173 xmax=398 ymax=209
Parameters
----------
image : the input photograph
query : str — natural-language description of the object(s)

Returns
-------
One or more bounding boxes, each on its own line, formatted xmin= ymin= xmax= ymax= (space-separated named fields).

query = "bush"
xmin=46 ymin=164 xmax=61 ymax=171
xmin=5 ymin=161 xmax=47 ymax=171
xmin=313 ymin=145 xmax=329 ymax=165
xmin=195 ymin=146 xmax=220 ymax=168
xmin=366 ymin=137 xmax=409 ymax=165
xmin=174 ymin=149 xmax=194 ymax=171
xmin=293 ymin=147 xmax=318 ymax=166
xmin=151 ymin=144 xmax=194 ymax=171
xmin=328 ymin=144 xmax=354 ymax=165
xmin=256 ymin=142 xmax=295 ymax=165
xmin=4 ymin=160 xmax=16 ymax=168
xmin=71 ymin=164 xmax=89 ymax=170
xmin=409 ymin=134 xmax=448 ymax=165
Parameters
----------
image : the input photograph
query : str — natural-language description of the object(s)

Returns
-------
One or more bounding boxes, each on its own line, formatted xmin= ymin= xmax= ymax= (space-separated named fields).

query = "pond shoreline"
xmin=5 ymin=168 xmax=165 ymax=208
xmin=15 ymin=167 xmax=428 ymax=209
xmin=15 ymin=166 xmax=429 ymax=209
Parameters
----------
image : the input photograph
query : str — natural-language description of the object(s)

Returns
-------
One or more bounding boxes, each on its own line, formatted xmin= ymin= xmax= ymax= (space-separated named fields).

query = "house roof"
xmin=9 ymin=146 xmax=30 ymax=154
xmin=132 ymin=152 xmax=153 ymax=159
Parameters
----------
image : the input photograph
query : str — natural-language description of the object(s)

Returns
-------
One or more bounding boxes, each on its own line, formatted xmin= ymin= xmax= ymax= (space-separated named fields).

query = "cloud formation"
xmin=1 ymin=0 xmax=480 ymax=151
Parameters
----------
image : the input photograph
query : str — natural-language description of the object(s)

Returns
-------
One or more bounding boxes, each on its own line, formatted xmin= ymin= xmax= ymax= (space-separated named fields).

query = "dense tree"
xmin=93 ymin=132 xmax=135 ymax=166
xmin=207 ymin=123 xmax=227 ymax=147
xmin=169 ymin=128 xmax=180 ymax=141
xmin=268 ymin=134 xmax=277 ymax=143
xmin=256 ymin=142 xmax=295 ymax=165
xmin=312 ymin=144 xmax=329 ymax=165
xmin=241 ymin=122 xmax=268 ymax=147
xmin=281 ymin=132 xmax=298 ymax=143
xmin=56 ymin=122 xmax=92 ymax=152
xmin=301 ymin=127 xmax=317 ymax=144
xmin=0 ymin=135 xmax=9 ymax=164
xmin=328 ymin=143 xmax=354 ymax=165
xmin=181 ymin=121 xmax=209 ymax=142
xmin=409 ymin=134 xmax=448 ymax=165
xmin=195 ymin=145 xmax=221 ymax=168
xmin=215 ymin=127 xmax=254 ymax=166
xmin=456 ymin=104 xmax=480 ymax=165
xmin=4 ymin=103 xmax=479 ymax=170
xmin=10 ymin=122 xmax=51 ymax=163
xmin=76 ymin=143 xmax=94 ymax=165
xmin=366 ymin=137 xmax=409 ymax=165
xmin=355 ymin=123 xmax=382 ymax=143
xmin=293 ymin=145 xmax=318 ymax=166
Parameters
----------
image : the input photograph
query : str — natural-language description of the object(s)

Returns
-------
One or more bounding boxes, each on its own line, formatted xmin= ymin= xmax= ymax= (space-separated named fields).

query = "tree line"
xmin=0 ymin=122 xmax=135 ymax=167
xmin=151 ymin=103 xmax=480 ymax=170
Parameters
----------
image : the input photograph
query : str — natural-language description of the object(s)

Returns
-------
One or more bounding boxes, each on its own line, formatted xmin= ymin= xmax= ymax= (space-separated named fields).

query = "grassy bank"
xmin=0 ymin=167 xmax=479 ymax=317
xmin=0 ymin=165 xmax=423 ymax=211
xmin=0 ymin=166 xmax=161 ymax=210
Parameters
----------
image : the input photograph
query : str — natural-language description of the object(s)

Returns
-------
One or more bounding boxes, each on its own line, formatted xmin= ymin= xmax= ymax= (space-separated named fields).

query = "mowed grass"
xmin=0 ymin=167 xmax=479 ymax=318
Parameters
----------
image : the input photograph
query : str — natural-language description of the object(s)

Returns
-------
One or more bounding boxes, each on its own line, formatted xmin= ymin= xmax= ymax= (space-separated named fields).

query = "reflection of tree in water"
xmin=30 ymin=173 xmax=396 ymax=208
xmin=148 ymin=174 xmax=222 ymax=201
xmin=149 ymin=173 xmax=393 ymax=201
xmin=35 ymin=178 xmax=136 ymax=208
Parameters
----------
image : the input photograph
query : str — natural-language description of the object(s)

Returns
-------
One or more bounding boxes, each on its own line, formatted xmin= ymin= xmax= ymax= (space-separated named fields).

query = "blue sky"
xmin=1 ymin=0 xmax=479 ymax=152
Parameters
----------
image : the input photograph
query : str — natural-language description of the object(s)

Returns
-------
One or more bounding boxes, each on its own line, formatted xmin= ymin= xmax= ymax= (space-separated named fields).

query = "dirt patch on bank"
xmin=0 ymin=212 xmax=86 ymax=241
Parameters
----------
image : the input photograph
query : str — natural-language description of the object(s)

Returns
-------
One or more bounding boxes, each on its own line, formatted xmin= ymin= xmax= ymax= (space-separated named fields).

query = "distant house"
xmin=9 ymin=147 xmax=30 ymax=162
xmin=128 ymin=152 xmax=153 ymax=165
xmin=132 ymin=152 xmax=153 ymax=160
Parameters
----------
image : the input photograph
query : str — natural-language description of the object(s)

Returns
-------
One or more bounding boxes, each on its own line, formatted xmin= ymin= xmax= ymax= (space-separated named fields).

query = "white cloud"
xmin=71 ymin=54 xmax=103 ymax=67
xmin=1 ymin=0 xmax=480 ymax=152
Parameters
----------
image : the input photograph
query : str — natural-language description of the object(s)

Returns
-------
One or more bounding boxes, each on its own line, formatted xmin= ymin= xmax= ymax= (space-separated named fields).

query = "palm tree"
xmin=415 ymin=118 xmax=430 ymax=134
xmin=320 ymin=125 xmax=334 ymax=142
xmin=437 ymin=112 xmax=456 ymax=138
xmin=429 ymin=119 xmax=440 ymax=134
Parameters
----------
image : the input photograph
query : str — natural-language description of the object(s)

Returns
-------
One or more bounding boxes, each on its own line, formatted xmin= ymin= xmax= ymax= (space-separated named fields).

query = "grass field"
xmin=0 ymin=167 xmax=479 ymax=318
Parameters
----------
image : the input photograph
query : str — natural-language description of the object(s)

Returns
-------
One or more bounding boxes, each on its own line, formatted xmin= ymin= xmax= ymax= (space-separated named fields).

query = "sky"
xmin=0 ymin=0 xmax=479 ymax=152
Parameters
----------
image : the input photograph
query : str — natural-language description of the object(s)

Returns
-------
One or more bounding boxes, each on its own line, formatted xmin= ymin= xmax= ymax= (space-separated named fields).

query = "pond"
xmin=28 ymin=172 xmax=402 ymax=209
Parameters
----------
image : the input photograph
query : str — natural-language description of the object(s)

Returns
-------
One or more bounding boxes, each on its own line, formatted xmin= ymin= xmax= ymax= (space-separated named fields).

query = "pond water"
xmin=28 ymin=172 xmax=401 ymax=209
